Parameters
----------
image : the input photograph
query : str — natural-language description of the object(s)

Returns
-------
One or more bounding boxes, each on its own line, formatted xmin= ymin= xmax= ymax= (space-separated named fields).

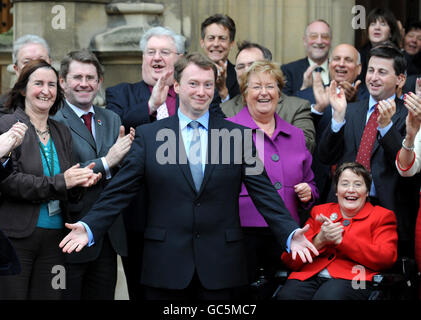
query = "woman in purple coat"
xmin=227 ymin=60 xmax=318 ymax=297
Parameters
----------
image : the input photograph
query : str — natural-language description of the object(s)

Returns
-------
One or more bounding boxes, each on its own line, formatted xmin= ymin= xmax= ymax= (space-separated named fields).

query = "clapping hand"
xmin=329 ymin=80 xmax=347 ymax=123
xmin=0 ymin=122 xmax=28 ymax=158
xmin=215 ymin=60 xmax=228 ymax=100
xmin=148 ymin=70 xmax=173 ymax=113
xmin=313 ymin=214 xmax=343 ymax=249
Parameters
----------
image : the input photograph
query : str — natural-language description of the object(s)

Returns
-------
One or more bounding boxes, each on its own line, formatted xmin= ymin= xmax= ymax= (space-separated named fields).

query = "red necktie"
xmin=81 ymin=112 xmax=93 ymax=134
xmin=356 ymin=104 xmax=379 ymax=172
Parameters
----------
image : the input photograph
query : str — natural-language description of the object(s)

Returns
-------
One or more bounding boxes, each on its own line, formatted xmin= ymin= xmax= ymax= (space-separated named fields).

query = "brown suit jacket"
xmin=0 ymin=107 xmax=78 ymax=238
xmin=221 ymin=93 xmax=316 ymax=153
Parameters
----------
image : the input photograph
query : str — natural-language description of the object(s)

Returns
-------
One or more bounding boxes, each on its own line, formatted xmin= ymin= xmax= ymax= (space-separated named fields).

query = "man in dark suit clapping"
xmin=52 ymin=50 xmax=135 ymax=299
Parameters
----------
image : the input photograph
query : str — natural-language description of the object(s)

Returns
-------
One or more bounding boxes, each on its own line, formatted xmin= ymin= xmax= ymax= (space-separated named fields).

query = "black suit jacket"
xmin=317 ymin=98 xmax=419 ymax=246
xmin=82 ymin=112 xmax=299 ymax=290
xmin=105 ymin=80 xmax=224 ymax=231
xmin=281 ymin=58 xmax=310 ymax=96
xmin=403 ymin=74 xmax=419 ymax=95
xmin=52 ymin=103 xmax=127 ymax=263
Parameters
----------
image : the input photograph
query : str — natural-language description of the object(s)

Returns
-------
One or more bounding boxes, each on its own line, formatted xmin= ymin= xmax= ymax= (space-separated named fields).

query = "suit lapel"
xmin=164 ymin=115 xmax=197 ymax=193
xmin=62 ymin=103 xmax=96 ymax=150
xmin=92 ymin=106 xmax=104 ymax=153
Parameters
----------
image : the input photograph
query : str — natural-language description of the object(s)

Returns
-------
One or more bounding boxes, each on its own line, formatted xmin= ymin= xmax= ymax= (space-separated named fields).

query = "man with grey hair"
xmin=0 ymin=34 xmax=51 ymax=115
xmin=12 ymin=34 xmax=51 ymax=76
xmin=221 ymin=40 xmax=316 ymax=153
xmin=281 ymin=20 xmax=332 ymax=96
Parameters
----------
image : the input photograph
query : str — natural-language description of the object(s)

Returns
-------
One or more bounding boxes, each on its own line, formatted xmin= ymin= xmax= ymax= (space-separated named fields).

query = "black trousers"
xmin=64 ymin=235 xmax=117 ymax=300
xmin=242 ymin=227 xmax=283 ymax=283
xmin=0 ymin=227 xmax=65 ymax=300
xmin=144 ymin=271 xmax=241 ymax=300
xmin=277 ymin=276 xmax=373 ymax=300
xmin=120 ymin=229 xmax=145 ymax=300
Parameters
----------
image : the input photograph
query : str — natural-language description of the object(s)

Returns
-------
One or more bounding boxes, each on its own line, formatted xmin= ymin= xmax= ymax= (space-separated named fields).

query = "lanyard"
xmin=38 ymin=138 xmax=54 ymax=176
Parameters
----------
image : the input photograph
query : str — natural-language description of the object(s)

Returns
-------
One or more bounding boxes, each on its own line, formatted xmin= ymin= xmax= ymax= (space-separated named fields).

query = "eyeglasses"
xmin=249 ymin=84 xmax=277 ymax=92
xmin=69 ymin=75 xmax=98 ymax=84
xmin=307 ymin=33 xmax=331 ymax=41
xmin=145 ymin=49 xmax=178 ymax=57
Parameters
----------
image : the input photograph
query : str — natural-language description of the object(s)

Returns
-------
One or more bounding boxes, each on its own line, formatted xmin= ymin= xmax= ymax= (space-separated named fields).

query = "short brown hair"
xmin=5 ymin=59 xmax=63 ymax=116
xmin=333 ymin=162 xmax=372 ymax=192
xmin=201 ymin=14 xmax=236 ymax=42
xmin=60 ymin=49 xmax=104 ymax=80
xmin=173 ymin=52 xmax=217 ymax=83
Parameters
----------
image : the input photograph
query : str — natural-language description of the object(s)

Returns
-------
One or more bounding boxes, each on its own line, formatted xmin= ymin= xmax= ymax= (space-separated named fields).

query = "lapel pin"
xmin=97 ymin=119 xmax=102 ymax=126
xmin=330 ymin=213 xmax=338 ymax=221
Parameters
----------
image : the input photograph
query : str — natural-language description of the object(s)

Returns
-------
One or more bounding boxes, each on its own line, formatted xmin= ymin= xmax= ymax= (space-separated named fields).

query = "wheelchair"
xmin=249 ymin=257 xmax=420 ymax=300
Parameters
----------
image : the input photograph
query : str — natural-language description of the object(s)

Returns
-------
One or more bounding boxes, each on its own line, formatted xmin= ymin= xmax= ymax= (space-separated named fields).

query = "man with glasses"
xmin=221 ymin=41 xmax=315 ymax=153
xmin=52 ymin=49 xmax=135 ymax=299
xmin=281 ymin=20 xmax=332 ymax=97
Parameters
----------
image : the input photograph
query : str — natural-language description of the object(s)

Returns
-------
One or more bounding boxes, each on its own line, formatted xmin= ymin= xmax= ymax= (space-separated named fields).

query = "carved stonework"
xmin=91 ymin=2 xmax=165 ymax=52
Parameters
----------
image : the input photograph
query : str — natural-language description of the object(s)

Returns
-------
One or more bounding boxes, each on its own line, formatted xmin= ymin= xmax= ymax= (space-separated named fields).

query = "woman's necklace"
xmin=35 ymin=125 xmax=50 ymax=141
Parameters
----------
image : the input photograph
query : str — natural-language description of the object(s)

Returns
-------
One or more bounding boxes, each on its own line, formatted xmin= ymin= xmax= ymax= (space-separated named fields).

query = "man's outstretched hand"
xmin=59 ymin=222 xmax=89 ymax=254
xmin=290 ymin=224 xmax=319 ymax=263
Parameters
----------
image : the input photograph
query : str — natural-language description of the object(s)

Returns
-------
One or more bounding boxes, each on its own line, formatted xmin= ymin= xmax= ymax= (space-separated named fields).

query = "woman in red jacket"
xmin=277 ymin=162 xmax=398 ymax=300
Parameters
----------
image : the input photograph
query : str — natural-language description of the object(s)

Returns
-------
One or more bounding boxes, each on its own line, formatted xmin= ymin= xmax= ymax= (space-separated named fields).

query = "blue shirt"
xmin=178 ymin=109 xmax=208 ymax=174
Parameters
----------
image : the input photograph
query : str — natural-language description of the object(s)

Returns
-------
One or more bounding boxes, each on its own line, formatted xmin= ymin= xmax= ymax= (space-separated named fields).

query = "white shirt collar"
xmin=66 ymin=99 xmax=95 ymax=118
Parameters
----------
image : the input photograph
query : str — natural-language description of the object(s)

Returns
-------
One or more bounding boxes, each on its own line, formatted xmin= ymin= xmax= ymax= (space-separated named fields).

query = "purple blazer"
xmin=227 ymin=106 xmax=318 ymax=226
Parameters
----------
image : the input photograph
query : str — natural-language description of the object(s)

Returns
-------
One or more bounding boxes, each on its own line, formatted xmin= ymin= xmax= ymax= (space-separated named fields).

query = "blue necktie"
xmin=188 ymin=121 xmax=203 ymax=192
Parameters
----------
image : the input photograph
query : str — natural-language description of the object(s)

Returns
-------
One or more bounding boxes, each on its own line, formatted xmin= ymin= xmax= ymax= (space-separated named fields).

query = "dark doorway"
xmin=355 ymin=0 xmax=419 ymax=48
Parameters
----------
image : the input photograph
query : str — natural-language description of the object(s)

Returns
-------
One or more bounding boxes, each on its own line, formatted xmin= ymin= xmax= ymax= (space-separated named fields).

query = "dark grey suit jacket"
xmin=52 ymin=103 xmax=127 ymax=263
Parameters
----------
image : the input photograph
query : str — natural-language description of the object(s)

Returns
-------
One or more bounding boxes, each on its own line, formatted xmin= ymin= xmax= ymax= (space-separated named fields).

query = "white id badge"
xmin=48 ymin=200 xmax=61 ymax=216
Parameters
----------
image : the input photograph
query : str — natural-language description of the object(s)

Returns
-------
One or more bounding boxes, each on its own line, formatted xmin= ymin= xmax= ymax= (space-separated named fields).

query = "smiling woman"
xmin=227 ymin=60 xmax=318 ymax=297
xmin=0 ymin=60 xmax=101 ymax=300
xmin=277 ymin=162 xmax=398 ymax=300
